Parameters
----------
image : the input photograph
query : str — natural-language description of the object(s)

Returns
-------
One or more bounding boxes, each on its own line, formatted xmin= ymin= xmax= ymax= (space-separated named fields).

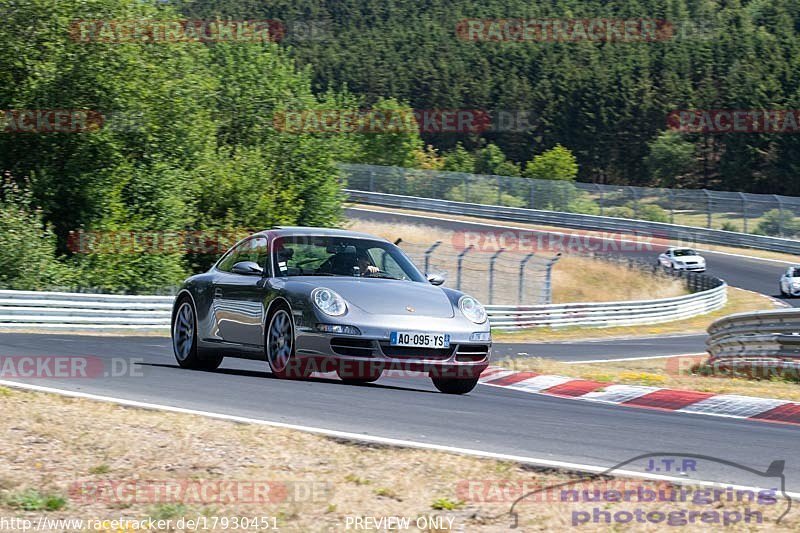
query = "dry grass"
xmin=349 ymin=204 xmax=800 ymax=266
xmin=551 ymin=256 xmax=685 ymax=303
xmin=493 ymin=287 xmax=779 ymax=343
xmin=0 ymin=387 xmax=796 ymax=531
xmin=500 ymin=355 xmax=800 ymax=402
xmin=345 ymin=219 xmax=686 ymax=304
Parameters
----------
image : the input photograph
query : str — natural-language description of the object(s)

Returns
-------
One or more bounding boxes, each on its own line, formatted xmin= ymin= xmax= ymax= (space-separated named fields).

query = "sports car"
xmin=657 ymin=247 xmax=707 ymax=272
xmin=779 ymin=266 xmax=800 ymax=297
xmin=171 ymin=227 xmax=492 ymax=394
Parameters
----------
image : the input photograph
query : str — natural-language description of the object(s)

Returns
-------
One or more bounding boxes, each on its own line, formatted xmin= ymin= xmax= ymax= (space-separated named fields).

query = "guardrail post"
xmin=488 ymin=248 xmax=505 ymax=305
xmin=456 ymin=245 xmax=474 ymax=291
xmin=544 ymin=253 xmax=562 ymax=305
xmin=703 ymin=189 xmax=712 ymax=228
xmin=518 ymin=252 xmax=536 ymax=304
xmin=424 ymin=241 xmax=442 ymax=275
xmin=738 ymin=192 xmax=748 ymax=233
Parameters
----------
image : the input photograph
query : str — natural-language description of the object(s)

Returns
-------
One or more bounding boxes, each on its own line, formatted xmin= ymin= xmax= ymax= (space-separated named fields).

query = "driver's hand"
xmin=364 ymin=265 xmax=379 ymax=274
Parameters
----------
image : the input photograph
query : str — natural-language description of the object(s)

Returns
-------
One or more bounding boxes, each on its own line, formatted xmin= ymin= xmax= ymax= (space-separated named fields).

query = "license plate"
xmin=390 ymin=331 xmax=450 ymax=348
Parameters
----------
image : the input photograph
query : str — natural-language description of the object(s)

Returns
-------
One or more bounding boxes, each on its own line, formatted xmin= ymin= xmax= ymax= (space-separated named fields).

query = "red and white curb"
xmin=479 ymin=367 xmax=800 ymax=426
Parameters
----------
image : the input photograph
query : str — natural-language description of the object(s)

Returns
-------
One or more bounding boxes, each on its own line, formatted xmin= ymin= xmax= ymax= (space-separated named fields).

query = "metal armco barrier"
xmin=0 ymin=278 xmax=727 ymax=331
xmin=0 ymin=290 xmax=172 ymax=329
xmin=487 ymin=278 xmax=727 ymax=330
xmin=345 ymin=190 xmax=800 ymax=255
xmin=706 ymin=309 xmax=800 ymax=361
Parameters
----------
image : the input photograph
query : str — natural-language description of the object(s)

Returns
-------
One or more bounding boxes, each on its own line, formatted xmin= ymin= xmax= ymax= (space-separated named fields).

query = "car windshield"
xmin=792 ymin=268 xmax=800 ymax=278
xmin=272 ymin=235 xmax=426 ymax=282
xmin=673 ymin=249 xmax=697 ymax=257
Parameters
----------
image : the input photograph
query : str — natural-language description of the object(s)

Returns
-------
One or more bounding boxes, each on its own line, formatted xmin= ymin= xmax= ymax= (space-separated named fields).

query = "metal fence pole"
xmin=423 ymin=241 xmax=442 ymax=275
xmin=369 ymin=170 xmax=375 ymax=192
xmin=456 ymin=245 xmax=474 ymax=291
xmin=497 ymin=176 xmax=502 ymax=205
xmin=488 ymin=248 xmax=505 ymax=305
xmin=518 ymin=252 xmax=536 ymax=304
xmin=595 ymin=184 xmax=604 ymax=216
xmin=668 ymin=189 xmax=675 ymax=224
xmin=774 ymin=194 xmax=785 ymax=237
xmin=629 ymin=187 xmax=639 ymax=219
xmin=739 ymin=192 xmax=747 ymax=233
xmin=544 ymin=253 xmax=562 ymax=305
xmin=703 ymin=189 xmax=712 ymax=228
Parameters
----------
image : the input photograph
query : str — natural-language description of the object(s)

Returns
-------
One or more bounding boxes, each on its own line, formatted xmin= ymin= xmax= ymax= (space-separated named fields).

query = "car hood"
xmin=299 ymin=278 xmax=455 ymax=318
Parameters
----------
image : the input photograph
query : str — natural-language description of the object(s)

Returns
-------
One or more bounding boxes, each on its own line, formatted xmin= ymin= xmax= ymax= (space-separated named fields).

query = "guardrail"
xmin=706 ymin=309 xmax=800 ymax=363
xmin=0 ymin=278 xmax=727 ymax=331
xmin=345 ymin=189 xmax=800 ymax=255
xmin=488 ymin=277 xmax=727 ymax=330
xmin=0 ymin=290 xmax=172 ymax=329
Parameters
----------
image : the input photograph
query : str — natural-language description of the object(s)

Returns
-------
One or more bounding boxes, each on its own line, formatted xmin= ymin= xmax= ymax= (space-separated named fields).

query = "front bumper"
xmin=296 ymin=332 xmax=491 ymax=378
xmin=675 ymin=264 xmax=706 ymax=272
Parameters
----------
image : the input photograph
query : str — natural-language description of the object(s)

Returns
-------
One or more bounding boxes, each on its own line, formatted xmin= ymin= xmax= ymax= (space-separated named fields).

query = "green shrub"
xmin=756 ymin=209 xmax=800 ymax=237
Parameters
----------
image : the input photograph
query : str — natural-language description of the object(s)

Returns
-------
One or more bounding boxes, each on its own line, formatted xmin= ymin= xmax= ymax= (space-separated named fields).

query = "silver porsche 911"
xmin=171 ymin=227 xmax=492 ymax=394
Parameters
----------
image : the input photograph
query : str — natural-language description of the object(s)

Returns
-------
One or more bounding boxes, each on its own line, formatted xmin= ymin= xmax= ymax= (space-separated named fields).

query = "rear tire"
xmin=431 ymin=377 xmax=480 ymax=395
xmin=172 ymin=298 xmax=223 ymax=371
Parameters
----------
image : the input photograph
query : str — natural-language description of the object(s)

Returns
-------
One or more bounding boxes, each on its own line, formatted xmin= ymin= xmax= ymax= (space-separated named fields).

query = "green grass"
xmin=4 ymin=489 xmax=66 ymax=511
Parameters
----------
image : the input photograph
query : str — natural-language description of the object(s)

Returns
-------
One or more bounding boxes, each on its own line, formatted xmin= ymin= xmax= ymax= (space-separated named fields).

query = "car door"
xmin=211 ymin=237 xmax=271 ymax=347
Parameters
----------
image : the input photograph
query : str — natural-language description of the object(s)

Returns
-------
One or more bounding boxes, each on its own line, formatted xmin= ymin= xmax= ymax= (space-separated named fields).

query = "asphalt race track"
xmin=1 ymin=333 xmax=799 ymax=492
xmin=3 ymin=210 xmax=800 ymax=492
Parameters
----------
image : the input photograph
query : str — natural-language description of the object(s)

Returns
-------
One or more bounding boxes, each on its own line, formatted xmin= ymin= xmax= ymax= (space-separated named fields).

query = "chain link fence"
xmin=342 ymin=164 xmax=800 ymax=238
xmin=396 ymin=241 xmax=560 ymax=305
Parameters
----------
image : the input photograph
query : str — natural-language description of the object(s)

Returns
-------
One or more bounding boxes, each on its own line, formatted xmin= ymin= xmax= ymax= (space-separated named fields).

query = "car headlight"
xmin=311 ymin=288 xmax=347 ymax=316
xmin=459 ymin=295 xmax=487 ymax=324
xmin=793 ymin=281 xmax=800 ymax=289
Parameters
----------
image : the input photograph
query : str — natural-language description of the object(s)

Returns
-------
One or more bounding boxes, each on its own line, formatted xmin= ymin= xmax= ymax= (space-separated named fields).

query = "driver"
xmin=357 ymin=252 xmax=380 ymax=276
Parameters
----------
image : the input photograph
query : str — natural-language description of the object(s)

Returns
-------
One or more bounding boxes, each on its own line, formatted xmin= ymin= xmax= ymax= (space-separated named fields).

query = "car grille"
xmin=378 ymin=342 xmax=454 ymax=360
xmin=330 ymin=338 xmax=376 ymax=357
xmin=455 ymin=344 xmax=490 ymax=362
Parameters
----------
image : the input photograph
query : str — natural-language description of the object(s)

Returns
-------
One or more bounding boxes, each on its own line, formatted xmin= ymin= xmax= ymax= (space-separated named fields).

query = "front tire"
xmin=172 ymin=298 xmax=223 ymax=371
xmin=431 ymin=376 xmax=480 ymax=395
xmin=266 ymin=304 xmax=310 ymax=379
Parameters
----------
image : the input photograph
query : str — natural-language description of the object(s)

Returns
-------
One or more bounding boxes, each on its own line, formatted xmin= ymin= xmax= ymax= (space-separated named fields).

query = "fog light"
xmin=316 ymin=324 xmax=361 ymax=335
xmin=470 ymin=332 xmax=491 ymax=342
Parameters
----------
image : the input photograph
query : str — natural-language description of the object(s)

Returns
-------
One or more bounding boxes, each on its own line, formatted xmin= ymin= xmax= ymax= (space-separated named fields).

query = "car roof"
xmin=253 ymin=226 xmax=390 ymax=242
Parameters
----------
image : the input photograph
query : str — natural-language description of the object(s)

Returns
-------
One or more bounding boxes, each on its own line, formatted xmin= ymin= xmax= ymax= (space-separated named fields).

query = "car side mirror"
xmin=232 ymin=261 xmax=264 ymax=276
xmin=427 ymin=273 xmax=445 ymax=286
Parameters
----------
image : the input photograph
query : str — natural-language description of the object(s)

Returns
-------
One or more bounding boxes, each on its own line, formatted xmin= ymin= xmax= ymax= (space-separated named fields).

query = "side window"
xmin=216 ymin=239 xmax=253 ymax=273
xmin=367 ymin=248 xmax=409 ymax=280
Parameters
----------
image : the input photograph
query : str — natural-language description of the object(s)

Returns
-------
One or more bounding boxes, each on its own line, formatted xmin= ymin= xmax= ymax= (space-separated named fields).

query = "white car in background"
xmin=779 ymin=266 xmax=800 ymax=297
xmin=658 ymin=247 xmax=707 ymax=272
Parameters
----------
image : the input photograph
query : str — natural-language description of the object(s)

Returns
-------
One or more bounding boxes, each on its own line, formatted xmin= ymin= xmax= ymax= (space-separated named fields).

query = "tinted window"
xmin=217 ymin=237 xmax=269 ymax=273
xmin=272 ymin=235 xmax=425 ymax=281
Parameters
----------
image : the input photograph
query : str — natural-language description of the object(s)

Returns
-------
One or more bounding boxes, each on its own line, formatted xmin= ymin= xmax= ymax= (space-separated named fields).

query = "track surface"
xmin=494 ymin=335 xmax=708 ymax=362
xmin=4 ymin=210 xmax=799 ymax=493
xmin=2 ymin=333 xmax=799 ymax=492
